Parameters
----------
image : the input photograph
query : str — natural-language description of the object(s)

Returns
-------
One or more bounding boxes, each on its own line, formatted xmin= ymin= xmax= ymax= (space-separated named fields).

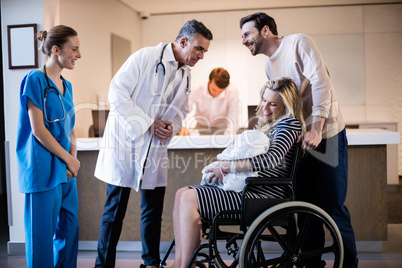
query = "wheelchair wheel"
xmin=213 ymin=247 xmax=239 ymax=268
xmin=186 ymin=245 xmax=237 ymax=268
xmin=239 ymin=201 xmax=344 ymax=268
xmin=211 ymin=234 xmax=240 ymax=268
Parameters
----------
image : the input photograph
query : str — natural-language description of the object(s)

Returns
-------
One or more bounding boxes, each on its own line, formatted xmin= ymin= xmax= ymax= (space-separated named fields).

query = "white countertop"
xmin=76 ymin=128 xmax=400 ymax=151
xmin=345 ymin=128 xmax=399 ymax=145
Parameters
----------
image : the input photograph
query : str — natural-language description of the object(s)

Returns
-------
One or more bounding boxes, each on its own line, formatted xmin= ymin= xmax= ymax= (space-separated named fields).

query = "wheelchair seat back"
xmin=240 ymin=142 xmax=301 ymax=230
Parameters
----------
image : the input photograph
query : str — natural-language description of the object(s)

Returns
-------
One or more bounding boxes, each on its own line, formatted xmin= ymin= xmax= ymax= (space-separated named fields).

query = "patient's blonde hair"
xmin=255 ymin=77 xmax=305 ymax=134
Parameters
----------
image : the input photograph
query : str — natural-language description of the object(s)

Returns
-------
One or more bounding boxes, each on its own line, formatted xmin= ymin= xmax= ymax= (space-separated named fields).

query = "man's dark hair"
xmin=240 ymin=12 xmax=278 ymax=36
xmin=176 ymin=19 xmax=213 ymax=42
xmin=209 ymin=67 xmax=230 ymax=89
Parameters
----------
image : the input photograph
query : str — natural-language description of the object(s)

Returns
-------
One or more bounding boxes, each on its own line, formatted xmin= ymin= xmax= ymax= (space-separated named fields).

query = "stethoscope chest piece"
xmin=185 ymin=76 xmax=191 ymax=95
xmin=43 ymin=65 xmax=66 ymax=123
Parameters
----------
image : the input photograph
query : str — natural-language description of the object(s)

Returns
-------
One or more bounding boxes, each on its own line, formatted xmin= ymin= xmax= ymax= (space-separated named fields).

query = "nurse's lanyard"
xmin=152 ymin=44 xmax=191 ymax=96
xmin=43 ymin=65 xmax=66 ymax=123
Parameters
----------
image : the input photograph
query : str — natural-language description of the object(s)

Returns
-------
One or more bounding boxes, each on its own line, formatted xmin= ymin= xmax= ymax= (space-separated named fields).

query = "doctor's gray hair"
xmin=175 ymin=20 xmax=213 ymax=42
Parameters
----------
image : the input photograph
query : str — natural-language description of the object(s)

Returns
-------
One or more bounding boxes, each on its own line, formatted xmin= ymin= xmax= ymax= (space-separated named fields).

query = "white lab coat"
xmin=94 ymin=43 xmax=190 ymax=191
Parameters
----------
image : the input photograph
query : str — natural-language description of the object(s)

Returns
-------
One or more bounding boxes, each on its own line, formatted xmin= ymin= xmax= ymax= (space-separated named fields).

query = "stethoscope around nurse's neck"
xmin=43 ymin=65 xmax=67 ymax=123
xmin=152 ymin=44 xmax=191 ymax=96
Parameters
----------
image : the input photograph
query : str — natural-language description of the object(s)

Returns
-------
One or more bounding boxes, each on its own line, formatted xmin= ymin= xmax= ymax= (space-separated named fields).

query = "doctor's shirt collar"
xmin=165 ymin=43 xmax=187 ymax=70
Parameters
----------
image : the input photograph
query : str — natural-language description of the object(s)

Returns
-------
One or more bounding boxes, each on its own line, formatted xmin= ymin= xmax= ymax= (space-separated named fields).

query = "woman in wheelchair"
xmin=168 ymin=77 xmax=305 ymax=268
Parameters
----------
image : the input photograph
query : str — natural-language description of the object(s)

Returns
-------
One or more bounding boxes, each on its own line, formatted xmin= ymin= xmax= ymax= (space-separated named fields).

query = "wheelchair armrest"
xmin=245 ymin=176 xmax=292 ymax=186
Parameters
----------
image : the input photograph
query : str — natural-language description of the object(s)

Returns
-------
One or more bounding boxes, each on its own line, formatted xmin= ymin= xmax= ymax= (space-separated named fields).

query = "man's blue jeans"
xmin=295 ymin=129 xmax=358 ymax=268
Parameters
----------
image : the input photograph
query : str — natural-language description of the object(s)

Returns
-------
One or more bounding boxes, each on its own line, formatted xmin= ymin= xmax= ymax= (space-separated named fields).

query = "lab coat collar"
xmin=164 ymin=43 xmax=175 ymax=62
xmin=163 ymin=42 xmax=187 ymax=71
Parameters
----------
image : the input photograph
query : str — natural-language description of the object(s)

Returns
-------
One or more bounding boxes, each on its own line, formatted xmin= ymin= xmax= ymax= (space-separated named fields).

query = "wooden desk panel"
xmin=77 ymin=145 xmax=387 ymax=242
xmin=346 ymin=145 xmax=387 ymax=241
xmin=77 ymin=149 xmax=222 ymax=241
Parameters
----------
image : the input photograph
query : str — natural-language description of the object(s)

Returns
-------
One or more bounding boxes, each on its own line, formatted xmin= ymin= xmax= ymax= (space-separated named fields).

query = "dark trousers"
xmin=295 ymin=129 xmax=358 ymax=268
xmin=95 ymin=183 xmax=166 ymax=267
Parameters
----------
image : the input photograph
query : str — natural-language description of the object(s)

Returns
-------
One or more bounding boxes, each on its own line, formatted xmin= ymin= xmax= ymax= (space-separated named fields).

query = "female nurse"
xmin=16 ymin=25 xmax=82 ymax=268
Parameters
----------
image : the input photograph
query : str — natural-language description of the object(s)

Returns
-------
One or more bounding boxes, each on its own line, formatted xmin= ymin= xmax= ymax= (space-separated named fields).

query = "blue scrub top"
xmin=16 ymin=70 xmax=76 ymax=193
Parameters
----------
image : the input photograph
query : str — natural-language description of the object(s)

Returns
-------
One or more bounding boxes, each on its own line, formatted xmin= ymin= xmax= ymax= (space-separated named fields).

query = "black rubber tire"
xmin=239 ymin=201 xmax=344 ymax=268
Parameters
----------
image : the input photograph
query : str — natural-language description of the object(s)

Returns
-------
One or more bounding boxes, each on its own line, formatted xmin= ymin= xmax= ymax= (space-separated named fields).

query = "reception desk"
xmin=76 ymin=128 xmax=399 ymax=250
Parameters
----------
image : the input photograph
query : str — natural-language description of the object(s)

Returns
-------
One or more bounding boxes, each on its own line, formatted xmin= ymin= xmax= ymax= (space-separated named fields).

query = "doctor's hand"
xmin=178 ymin=127 xmax=190 ymax=136
xmin=151 ymin=120 xmax=173 ymax=141
xmin=66 ymin=156 xmax=80 ymax=177
xmin=150 ymin=120 xmax=168 ymax=132
xmin=155 ymin=123 xmax=173 ymax=141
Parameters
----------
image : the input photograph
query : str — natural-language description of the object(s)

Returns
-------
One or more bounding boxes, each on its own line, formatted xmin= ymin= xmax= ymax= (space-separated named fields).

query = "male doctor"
xmin=94 ymin=20 xmax=213 ymax=268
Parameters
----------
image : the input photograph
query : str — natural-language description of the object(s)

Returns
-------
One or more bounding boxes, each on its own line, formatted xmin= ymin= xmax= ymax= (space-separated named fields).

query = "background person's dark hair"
xmin=175 ymin=19 xmax=213 ymax=42
xmin=209 ymin=67 xmax=230 ymax=89
xmin=240 ymin=12 xmax=278 ymax=36
xmin=37 ymin=25 xmax=78 ymax=56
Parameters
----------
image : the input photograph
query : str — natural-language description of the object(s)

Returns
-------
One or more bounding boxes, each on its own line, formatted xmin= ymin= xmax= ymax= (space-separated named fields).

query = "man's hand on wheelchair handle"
xmin=302 ymin=129 xmax=322 ymax=150
xmin=302 ymin=116 xmax=325 ymax=150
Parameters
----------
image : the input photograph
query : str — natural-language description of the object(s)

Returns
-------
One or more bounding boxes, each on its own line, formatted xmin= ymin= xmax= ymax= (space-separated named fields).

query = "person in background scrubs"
xmin=181 ymin=67 xmax=239 ymax=135
xmin=93 ymin=20 xmax=213 ymax=268
xmin=16 ymin=25 xmax=81 ymax=268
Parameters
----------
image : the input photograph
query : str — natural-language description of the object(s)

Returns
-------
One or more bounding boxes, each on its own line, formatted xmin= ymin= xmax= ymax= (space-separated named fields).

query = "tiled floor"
xmin=1 ymin=224 xmax=402 ymax=267
xmin=1 ymin=184 xmax=402 ymax=268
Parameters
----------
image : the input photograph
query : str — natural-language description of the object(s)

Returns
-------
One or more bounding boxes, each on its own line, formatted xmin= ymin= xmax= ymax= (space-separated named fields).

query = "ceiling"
xmin=117 ymin=0 xmax=400 ymax=15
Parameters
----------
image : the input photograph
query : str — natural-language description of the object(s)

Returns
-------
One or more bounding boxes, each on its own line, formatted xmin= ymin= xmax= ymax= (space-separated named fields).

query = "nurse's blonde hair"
xmin=255 ymin=77 xmax=305 ymax=134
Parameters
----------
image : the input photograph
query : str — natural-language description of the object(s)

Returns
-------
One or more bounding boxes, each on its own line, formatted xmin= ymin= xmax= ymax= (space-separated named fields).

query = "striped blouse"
xmin=190 ymin=117 xmax=302 ymax=221
xmin=250 ymin=117 xmax=301 ymax=178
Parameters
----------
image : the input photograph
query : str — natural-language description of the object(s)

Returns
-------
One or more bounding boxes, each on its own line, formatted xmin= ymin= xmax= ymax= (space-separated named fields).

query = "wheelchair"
xmin=160 ymin=144 xmax=344 ymax=268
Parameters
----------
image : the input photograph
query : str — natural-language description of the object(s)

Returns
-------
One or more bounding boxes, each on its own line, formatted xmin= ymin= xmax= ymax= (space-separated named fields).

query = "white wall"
xmin=2 ymin=0 xmax=401 ymax=254
xmin=1 ymin=0 xmax=46 ymax=250
xmin=363 ymin=4 xmax=402 ymax=180
xmin=142 ymin=4 xmax=402 ymax=175
xmin=58 ymin=0 xmax=142 ymax=138
xmin=1 ymin=0 xmax=142 ymax=254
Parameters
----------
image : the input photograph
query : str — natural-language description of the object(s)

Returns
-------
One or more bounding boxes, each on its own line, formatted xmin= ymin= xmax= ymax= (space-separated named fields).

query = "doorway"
xmin=0 ymin=3 xmax=10 ymax=254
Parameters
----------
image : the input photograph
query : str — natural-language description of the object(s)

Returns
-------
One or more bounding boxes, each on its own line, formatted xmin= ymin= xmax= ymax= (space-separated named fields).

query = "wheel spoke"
xmin=250 ymin=255 xmax=284 ymax=267
xmin=266 ymin=223 xmax=294 ymax=257
xmin=293 ymin=211 xmax=312 ymax=252
xmin=239 ymin=202 xmax=344 ymax=268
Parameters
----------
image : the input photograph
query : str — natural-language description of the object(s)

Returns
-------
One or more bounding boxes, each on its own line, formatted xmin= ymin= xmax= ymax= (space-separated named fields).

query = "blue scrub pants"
xmin=24 ymin=181 xmax=79 ymax=268
xmin=95 ymin=183 xmax=165 ymax=267
xmin=295 ymin=129 xmax=358 ymax=268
